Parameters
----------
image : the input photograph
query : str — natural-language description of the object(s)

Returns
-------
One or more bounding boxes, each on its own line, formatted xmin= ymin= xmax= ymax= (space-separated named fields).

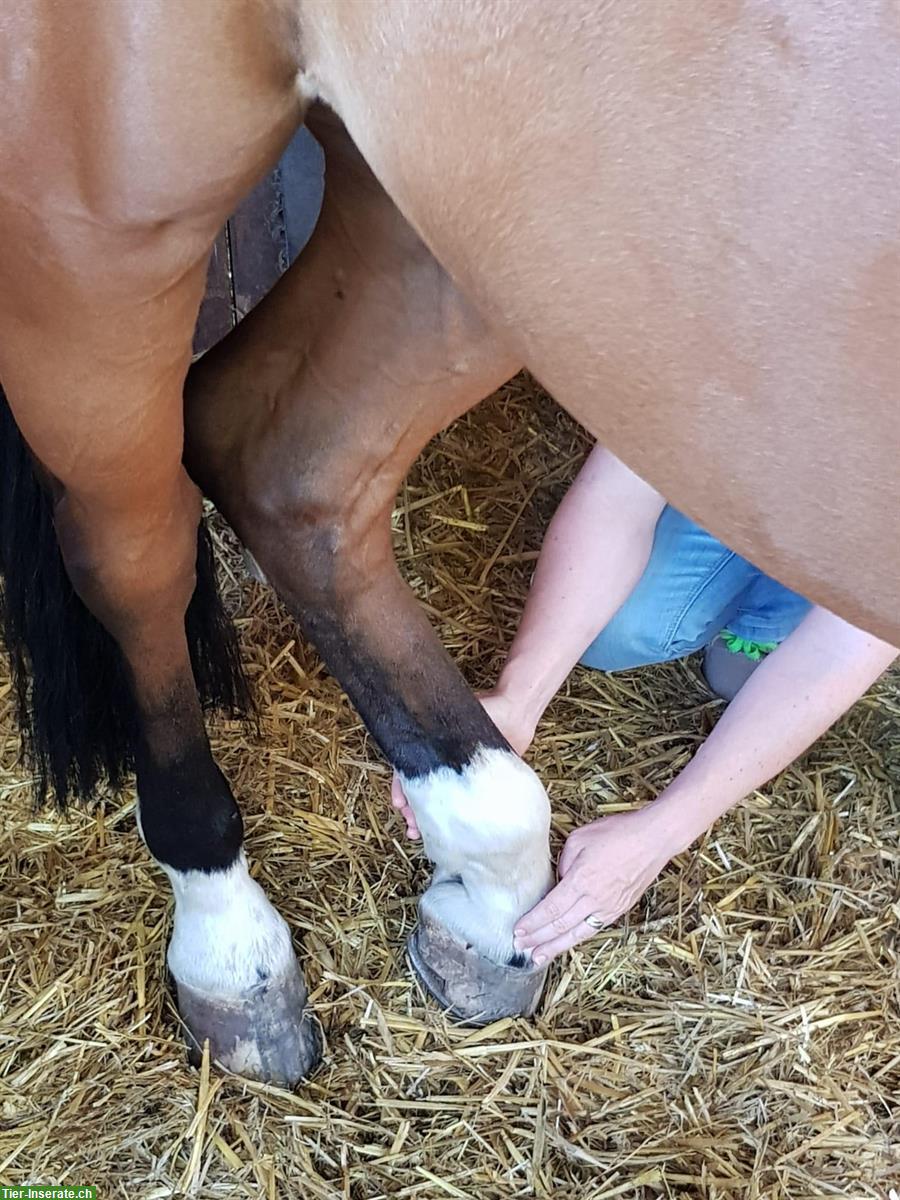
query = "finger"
xmin=397 ymin=808 xmax=420 ymax=838
xmin=513 ymin=875 xmax=586 ymax=943
xmin=557 ymin=837 xmax=585 ymax=879
xmin=516 ymin=892 xmax=597 ymax=952
xmin=530 ymin=916 xmax=601 ymax=965
xmin=391 ymin=774 xmax=407 ymax=808
xmin=400 ymin=800 xmax=420 ymax=839
xmin=390 ymin=774 xmax=420 ymax=838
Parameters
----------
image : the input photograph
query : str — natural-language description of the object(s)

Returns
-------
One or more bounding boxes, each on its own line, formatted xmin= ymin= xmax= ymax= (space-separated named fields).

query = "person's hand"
xmin=390 ymin=771 xmax=422 ymax=839
xmin=513 ymin=806 xmax=677 ymax=964
xmin=390 ymin=688 xmax=538 ymax=839
xmin=477 ymin=689 xmax=536 ymax=758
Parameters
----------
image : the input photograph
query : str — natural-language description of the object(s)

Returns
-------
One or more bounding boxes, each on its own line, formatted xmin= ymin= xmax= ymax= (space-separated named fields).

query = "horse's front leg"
xmin=0 ymin=242 xmax=318 ymax=1081
xmin=186 ymin=110 xmax=553 ymax=1021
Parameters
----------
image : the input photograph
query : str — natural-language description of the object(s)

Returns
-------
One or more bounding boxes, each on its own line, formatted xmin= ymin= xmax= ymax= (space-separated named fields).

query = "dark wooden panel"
xmin=193 ymin=227 xmax=233 ymax=356
xmin=193 ymin=126 xmax=325 ymax=352
xmin=229 ymin=170 xmax=287 ymax=320
xmin=279 ymin=126 xmax=325 ymax=264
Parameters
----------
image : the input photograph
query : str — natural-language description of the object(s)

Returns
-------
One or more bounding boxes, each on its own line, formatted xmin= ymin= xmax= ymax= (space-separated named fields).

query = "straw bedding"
xmin=0 ymin=376 xmax=897 ymax=1198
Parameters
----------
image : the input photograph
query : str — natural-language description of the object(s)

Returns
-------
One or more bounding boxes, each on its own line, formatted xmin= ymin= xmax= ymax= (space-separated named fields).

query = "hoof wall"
xmin=408 ymin=907 xmax=547 ymax=1025
xmin=174 ymin=959 xmax=321 ymax=1086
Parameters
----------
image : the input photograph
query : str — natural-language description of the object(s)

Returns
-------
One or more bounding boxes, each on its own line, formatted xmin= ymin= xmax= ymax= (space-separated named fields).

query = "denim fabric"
xmin=580 ymin=507 xmax=812 ymax=672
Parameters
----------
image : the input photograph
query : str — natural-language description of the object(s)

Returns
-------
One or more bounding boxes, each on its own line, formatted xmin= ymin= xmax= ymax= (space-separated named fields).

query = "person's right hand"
xmin=390 ymin=688 xmax=537 ymax=839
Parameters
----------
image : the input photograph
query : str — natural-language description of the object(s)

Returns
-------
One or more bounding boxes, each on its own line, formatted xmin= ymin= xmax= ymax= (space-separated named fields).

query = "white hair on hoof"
xmin=399 ymin=747 xmax=553 ymax=965
xmin=163 ymin=854 xmax=297 ymax=997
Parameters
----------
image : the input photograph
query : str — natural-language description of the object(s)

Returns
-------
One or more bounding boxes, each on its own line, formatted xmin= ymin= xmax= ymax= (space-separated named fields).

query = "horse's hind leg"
xmin=186 ymin=109 xmax=552 ymax=1023
xmin=0 ymin=237 xmax=318 ymax=1082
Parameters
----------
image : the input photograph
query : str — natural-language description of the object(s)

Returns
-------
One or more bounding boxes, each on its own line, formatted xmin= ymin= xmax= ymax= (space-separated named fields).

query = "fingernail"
xmin=514 ymin=927 xmax=525 ymax=938
xmin=533 ymin=953 xmax=546 ymax=966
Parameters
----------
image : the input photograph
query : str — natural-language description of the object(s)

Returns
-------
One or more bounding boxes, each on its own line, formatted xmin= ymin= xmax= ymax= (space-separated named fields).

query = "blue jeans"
xmin=581 ymin=507 xmax=812 ymax=672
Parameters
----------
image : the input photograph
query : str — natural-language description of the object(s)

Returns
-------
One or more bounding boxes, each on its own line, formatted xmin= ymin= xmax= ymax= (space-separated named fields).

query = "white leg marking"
xmin=399 ymin=748 xmax=553 ymax=964
xmin=162 ymin=855 xmax=297 ymax=998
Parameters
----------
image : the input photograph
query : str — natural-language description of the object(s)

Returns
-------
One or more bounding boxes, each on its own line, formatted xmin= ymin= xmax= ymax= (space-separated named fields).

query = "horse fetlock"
xmin=400 ymin=748 xmax=553 ymax=964
xmin=136 ymin=737 xmax=244 ymax=870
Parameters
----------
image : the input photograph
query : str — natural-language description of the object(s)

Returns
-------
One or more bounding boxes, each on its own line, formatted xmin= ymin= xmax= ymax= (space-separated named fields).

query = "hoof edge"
xmin=174 ymin=959 xmax=321 ymax=1086
xmin=408 ymin=907 xmax=547 ymax=1025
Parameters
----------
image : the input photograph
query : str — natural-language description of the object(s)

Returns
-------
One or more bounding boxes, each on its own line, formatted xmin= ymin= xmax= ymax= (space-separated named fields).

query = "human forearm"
xmin=515 ymin=605 xmax=896 ymax=963
xmin=653 ymin=606 xmax=897 ymax=851
xmin=497 ymin=445 xmax=664 ymax=729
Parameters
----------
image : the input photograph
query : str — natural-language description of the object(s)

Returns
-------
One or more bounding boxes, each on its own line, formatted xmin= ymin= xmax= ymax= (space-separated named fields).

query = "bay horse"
xmin=0 ymin=1 xmax=897 ymax=1085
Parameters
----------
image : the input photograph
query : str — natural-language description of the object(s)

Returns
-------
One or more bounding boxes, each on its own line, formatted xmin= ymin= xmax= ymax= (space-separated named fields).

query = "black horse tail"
xmin=0 ymin=387 xmax=252 ymax=807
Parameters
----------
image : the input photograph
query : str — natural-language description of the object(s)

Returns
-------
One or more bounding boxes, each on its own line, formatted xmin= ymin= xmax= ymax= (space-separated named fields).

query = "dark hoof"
xmin=408 ymin=906 xmax=547 ymax=1025
xmin=174 ymin=958 xmax=321 ymax=1086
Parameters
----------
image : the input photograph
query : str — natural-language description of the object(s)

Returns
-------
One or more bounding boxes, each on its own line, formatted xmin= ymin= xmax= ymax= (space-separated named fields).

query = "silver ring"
xmin=585 ymin=912 xmax=606 ymax=929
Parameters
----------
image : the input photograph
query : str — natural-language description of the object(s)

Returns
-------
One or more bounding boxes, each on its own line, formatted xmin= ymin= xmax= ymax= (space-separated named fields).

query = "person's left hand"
xmin=513 ymin=805 xmax=677 ymax=964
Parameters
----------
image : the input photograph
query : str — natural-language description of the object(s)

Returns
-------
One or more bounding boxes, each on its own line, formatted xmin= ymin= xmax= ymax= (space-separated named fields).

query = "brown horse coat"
xmin=0 ymin=0 xmax=896 ymax=1082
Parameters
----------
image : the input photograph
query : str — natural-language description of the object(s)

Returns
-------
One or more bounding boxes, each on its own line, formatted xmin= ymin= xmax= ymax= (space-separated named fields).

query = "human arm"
xmin=391 ymin=443 xmax=665 ymax=833
xmin=514 ymin=604 xmax=898 ymax=962
xmin=491 ymin=444 xmax=665 ymax=742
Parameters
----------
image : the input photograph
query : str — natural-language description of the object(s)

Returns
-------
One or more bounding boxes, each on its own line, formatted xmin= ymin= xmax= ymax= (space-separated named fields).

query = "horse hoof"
xmin=407 ymin=905 xmax=547 ymax=1025
xmin=173 ymin=958 xmax=321 ymax=1086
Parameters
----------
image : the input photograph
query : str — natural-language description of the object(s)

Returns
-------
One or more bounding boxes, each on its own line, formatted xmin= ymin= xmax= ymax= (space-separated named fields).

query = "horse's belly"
xmin=305 ymin=0 xmax=900 ymax=642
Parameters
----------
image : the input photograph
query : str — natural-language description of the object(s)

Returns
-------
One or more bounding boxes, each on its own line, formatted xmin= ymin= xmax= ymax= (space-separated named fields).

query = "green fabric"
xmin=719 ymin=629 xmax=779 ymax=661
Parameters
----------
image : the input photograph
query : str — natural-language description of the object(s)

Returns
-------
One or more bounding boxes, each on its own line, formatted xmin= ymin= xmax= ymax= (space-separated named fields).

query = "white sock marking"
xmin=399 ymin=748 xmax=553 ymax=963
xmin=162 ymin=855 xmax=297 ymax=998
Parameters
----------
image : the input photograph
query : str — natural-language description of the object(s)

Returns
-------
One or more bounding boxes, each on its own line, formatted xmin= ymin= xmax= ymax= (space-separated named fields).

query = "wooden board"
xmin=194 ymin=127 xmax=325 ymax=357
xmin=193 ymin=227 xmax=232 ymax=355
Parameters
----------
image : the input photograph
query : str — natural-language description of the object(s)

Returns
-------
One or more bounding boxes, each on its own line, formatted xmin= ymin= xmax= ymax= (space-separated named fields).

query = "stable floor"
xmin=1 ymin=375 xmax=898 ymax=1198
